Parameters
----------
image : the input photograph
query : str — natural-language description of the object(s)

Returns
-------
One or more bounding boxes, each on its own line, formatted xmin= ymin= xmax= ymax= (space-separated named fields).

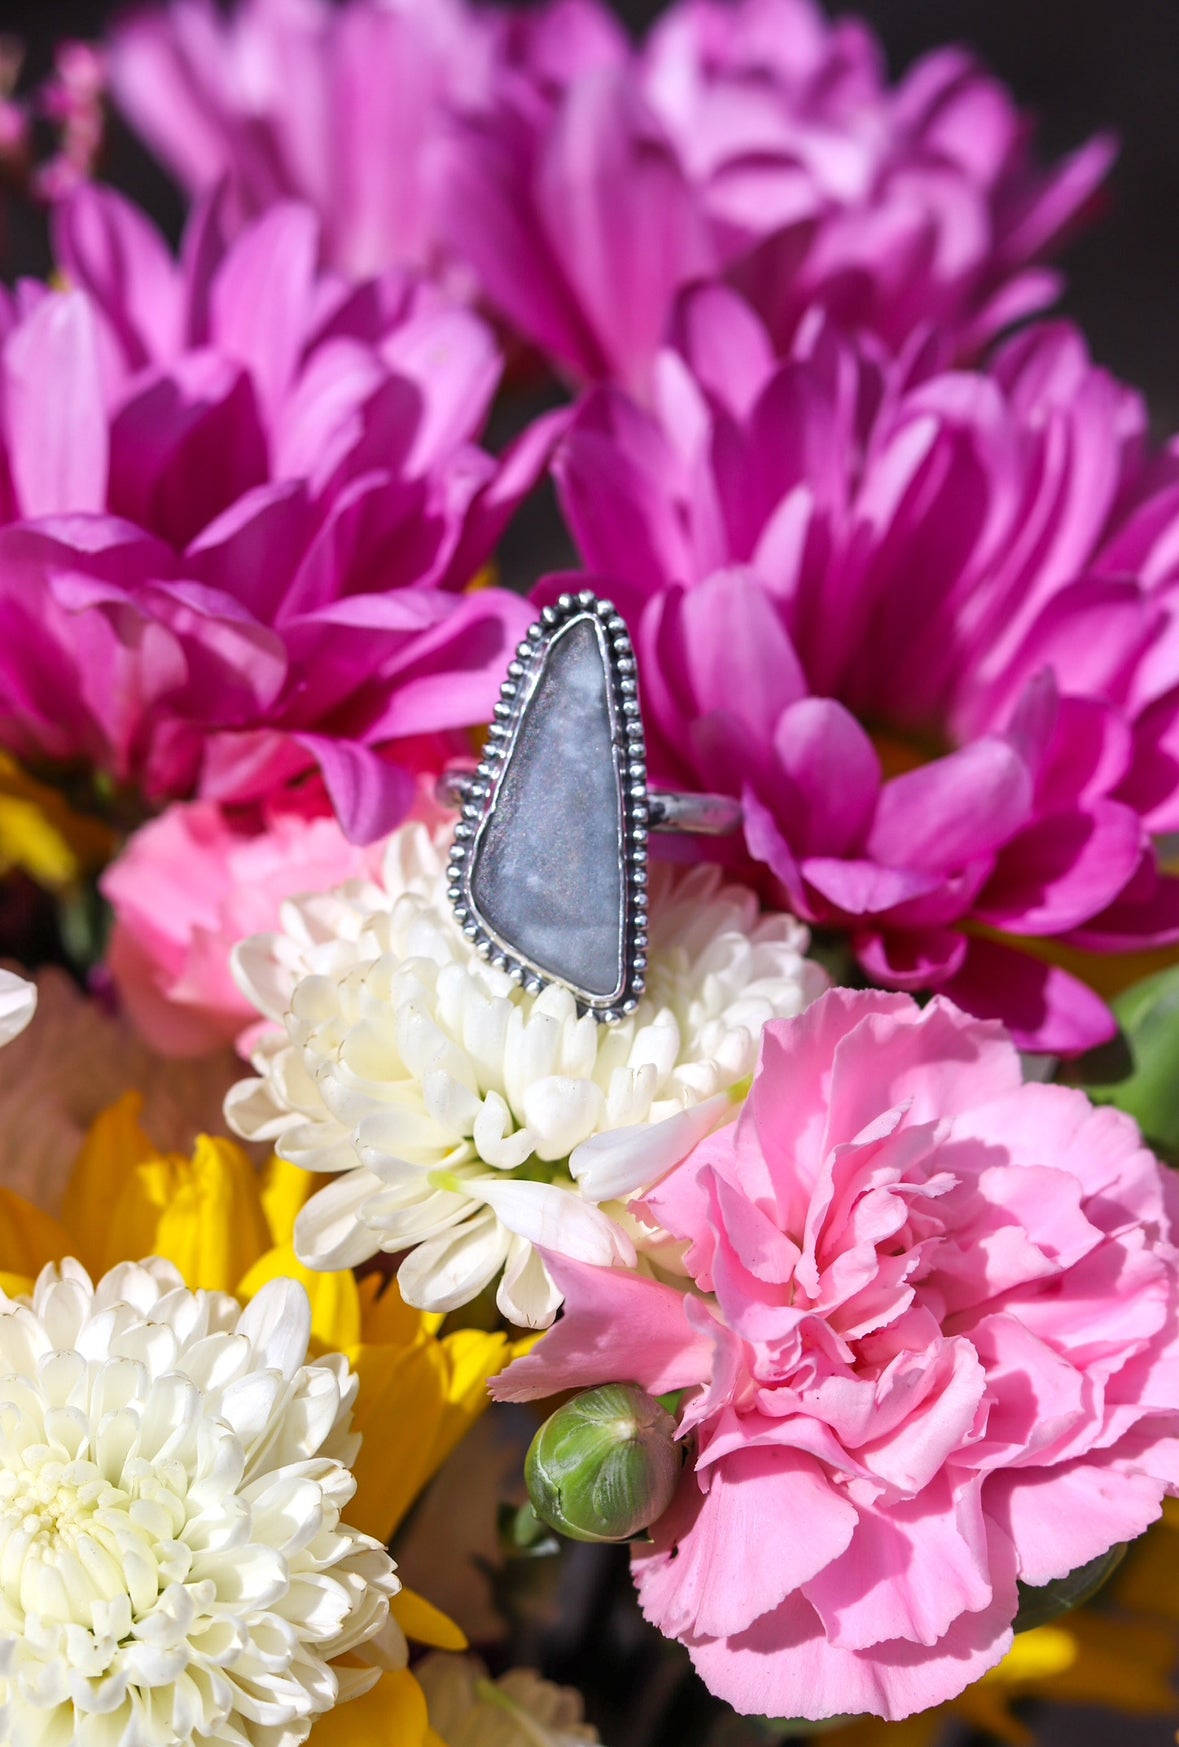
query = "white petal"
xmin=471 ymin=1177 xmax=634 ymax=1269
xmin=570 ymin=1093 xmax=735 ymax=1201
xmin=0 ymin=969 xmax=36 ymax=1047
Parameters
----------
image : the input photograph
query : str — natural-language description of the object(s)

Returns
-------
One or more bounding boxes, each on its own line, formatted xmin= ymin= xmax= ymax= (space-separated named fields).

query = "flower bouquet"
xmin=0 ymin=2 xmax=1176 ymax=1745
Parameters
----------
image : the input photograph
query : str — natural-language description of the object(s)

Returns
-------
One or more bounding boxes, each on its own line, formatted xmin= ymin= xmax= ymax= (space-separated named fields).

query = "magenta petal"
xmin=679 ymin=569 xmax=807 ymax=732
xmin=294 ymin=735 xmax=415 ymax=844
xmin=556 ymin=392 xmax=693 ymax=589
xmin=975 ymin=802 xmax=1145 ymax=935
xmin=4 ymin=293 xmax=109 ymax=517
xmin=856 ymin=928 xmax=968 ymax=991
xmin=210 ymin=202 xmax=321 ymax=419
xmin=490 ymin=1254 xmax=712 ymax=1403
xmin=53 ymin=184 xmax=182 ymax=371
xmin=940 ymin=938 xmax=1115 ymax=1055
xmin=536 ymin=68 xmax=706 ymax=395
xmin=773 ymin=697 xmax=881 ymax=857
xmin=671 ymin=283 xmax=776 ymax=420
xmin=867 ymin=739 xmax=1034 ymax=874
xmin=801 ymin=858 xmax=945 ymax=918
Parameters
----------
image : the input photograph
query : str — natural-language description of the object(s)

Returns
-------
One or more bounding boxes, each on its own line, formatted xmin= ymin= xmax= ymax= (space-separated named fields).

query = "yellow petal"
xmin=425 ymin=1732 xmax=449 ymax=1747
xmin=981 ymin=1624 xmax=1077 ymax=1686
xmin=60 ymin=1093 xmax=155 ymax=1271
xmin=349 ymin=1341 xmax=451 ymax=1544
xmin=424 ymin=1329 xmax=513 ymax=1477
xmin=358 ymin=1270 xmax=432 ymax=1350
xmin=309 ymin=1671 xmax=428 ymax=1747
xmin=149 ymin=1135 xmax=273 ymax=1292
xmin=0 ymin=1271 xmax=35 ymax=1297
xmin=260 ymin=1155 xmax=317 ymax=1247
xmin=390 ymin=1589 xmax=467 ymax=1652
xmin=0 ymin=750 xmax=114 ymax=888
xmin=0 ymin=1191 xmax=74 ymax=1281
xmin=1030 ymin=1611 xmax=1178 ymax=1714
xmin=238 ymin=1242 xmax=362 ymax=1353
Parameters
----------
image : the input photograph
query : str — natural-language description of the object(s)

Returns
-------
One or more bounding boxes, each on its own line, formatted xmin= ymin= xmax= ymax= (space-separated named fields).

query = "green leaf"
xmin=1085 ymin=963 xmax=1179 ymax=1159
xmin=1013 ymin=1543 xmax=1127 ymax=1632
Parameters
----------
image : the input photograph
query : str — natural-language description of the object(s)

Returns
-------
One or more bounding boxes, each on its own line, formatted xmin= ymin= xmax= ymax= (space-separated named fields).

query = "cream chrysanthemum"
xmin=226 ymin=824 xmax=826 ymax=1327
xmin=0 ymin=1259 xmax=400 ymax=1747
xmin=416 ymin=1653 xmax=599 ymax=1747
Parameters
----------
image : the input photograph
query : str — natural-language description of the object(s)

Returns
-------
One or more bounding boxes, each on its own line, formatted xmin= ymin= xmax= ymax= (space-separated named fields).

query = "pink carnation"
xmin=551 ymin=295 xmax=1179 ymax=1052
xmin=440 ymin=0 xmax=1111 ymax=393
xmin=497 ymin=989 xmax=1179 ymax=1720
xmin=101 ymin=793 xmax=391 ymax=1056
xmin=0 ymin=183 xmax=546 ymax=839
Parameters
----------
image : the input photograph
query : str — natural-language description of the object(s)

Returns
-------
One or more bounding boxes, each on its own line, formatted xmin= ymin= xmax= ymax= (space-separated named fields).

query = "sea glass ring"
xmin=438 ymin=590 xmax=742 ymax=1022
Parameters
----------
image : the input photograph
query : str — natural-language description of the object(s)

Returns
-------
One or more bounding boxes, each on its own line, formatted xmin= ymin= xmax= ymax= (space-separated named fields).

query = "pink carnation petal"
xmin=490 ymin=1254 xmax=712 ymax=1404
xmin=684 ymin=1512 xmax=1017 ymax=1724
xmin=802 ymin=1472 xmax=992 ymax=1651
xmin=635 ymin=1445 xmax=857 ymax=1642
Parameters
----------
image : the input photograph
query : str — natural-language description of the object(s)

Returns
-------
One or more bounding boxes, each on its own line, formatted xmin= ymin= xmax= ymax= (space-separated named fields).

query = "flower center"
xmin=0 ymin=1447 xmax=190 ymax=1628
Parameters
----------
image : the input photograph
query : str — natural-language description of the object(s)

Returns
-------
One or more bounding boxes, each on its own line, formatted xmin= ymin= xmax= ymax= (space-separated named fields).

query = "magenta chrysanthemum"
xmin=442 ymin=0 xmax=1111 ymax=392
xmin=551 ymin=294 xmax=1179 ymax=1051
xmin=107 ymin=0 xmax=1111 ymax=394
xmin=0 ymin=184 xmax=546 ymax=838
xmin=497 ymin=989 xmax=1179 ymax=1720
xmin=109 ymin=0 xmax=495 ymax=281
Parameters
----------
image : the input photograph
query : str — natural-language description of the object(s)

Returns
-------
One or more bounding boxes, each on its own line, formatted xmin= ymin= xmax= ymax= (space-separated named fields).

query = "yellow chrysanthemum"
xmin=827 ymin=1506 xmax=1179 ymax=1747
xmin=0 ymin=1092 xmax=527 ymax=1747
xmin=0 ymin=750 xmax=113 ymax=889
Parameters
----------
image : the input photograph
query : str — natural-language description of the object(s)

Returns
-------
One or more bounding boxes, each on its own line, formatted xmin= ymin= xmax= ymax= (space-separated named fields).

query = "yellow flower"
xmin=0 ymin=750 xmax=113 ymax=889
xmin=826 ymin=1508 xmax=1179 ymax=1747
xmin=0 ymin=1092 xmax=527 ymax=1747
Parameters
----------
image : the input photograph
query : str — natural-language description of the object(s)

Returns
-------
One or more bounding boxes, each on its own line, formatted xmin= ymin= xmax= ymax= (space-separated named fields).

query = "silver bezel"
xmin=445 ymin=590 xmax=650 ymax=1022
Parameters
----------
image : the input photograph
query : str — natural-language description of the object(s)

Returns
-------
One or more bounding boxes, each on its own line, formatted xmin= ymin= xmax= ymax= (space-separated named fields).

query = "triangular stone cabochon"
xmin=470 ymin=616 xmax=625 ymax=1000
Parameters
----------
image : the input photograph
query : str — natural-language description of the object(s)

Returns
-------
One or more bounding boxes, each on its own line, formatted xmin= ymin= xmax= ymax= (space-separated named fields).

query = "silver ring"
xmin=440 ymin=590 xmax=742 ymax=1023
xmin=436 ymin=768 xmax=741 ymax=837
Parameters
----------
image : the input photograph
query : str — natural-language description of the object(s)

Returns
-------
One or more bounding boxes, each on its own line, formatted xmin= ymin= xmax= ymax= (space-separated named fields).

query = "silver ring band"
xmin=436 ymin=767 xmax=742 ymax=836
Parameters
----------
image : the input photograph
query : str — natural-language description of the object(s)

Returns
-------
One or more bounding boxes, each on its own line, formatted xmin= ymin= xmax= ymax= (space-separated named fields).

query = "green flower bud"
xmin=1013 ymin=1543 xmax=1127 ymax=1632
xmin=525 ymin=1383 xmax=682 ymax=1544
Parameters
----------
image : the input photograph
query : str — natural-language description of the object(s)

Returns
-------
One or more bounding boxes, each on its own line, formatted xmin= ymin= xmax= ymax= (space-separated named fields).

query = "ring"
xmin=435 ymin=769 xmax=741 ymax=837
xmin=438 ymin=590 xmax=743 ymax=1023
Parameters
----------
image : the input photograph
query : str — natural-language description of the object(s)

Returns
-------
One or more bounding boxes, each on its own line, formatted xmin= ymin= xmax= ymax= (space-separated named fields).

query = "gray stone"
xmin=470 ymin=616 xmax=624 ymax=1000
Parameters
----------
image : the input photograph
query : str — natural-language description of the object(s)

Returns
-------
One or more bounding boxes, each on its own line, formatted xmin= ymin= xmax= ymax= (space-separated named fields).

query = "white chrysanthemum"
xmin=417 ymin=1653 xmax=599 ymax=1747
xmin=226 ymin=824 xmax=826 ymax=1327
xmin=0 ymin=967 xmax=35 ymax=1047
xmin=0 ymin=1259 xmax=401 ymax=1747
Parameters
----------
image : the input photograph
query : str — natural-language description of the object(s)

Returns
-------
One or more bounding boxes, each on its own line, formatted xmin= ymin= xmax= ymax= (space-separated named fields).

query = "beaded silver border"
xmin=446 ymin=590 xmax=649 ymax=1022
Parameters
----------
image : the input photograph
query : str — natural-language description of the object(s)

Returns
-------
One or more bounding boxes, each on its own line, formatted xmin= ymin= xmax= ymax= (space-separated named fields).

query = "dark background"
xmin=5 ymin=0 xmax=1179 ymax=427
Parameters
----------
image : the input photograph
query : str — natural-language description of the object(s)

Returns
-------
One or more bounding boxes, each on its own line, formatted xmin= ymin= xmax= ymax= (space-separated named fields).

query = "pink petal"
xmin=635 ymin=1445 xmax=857 ymax=1641
xmin=988 ymin=1456 xmax=1165 ymax=1588
xmin=681 ymin=1513 xmax=1018 ymax=1723
xmin=490 ymin=1253 xmax=712 ymax=1403
xmin=802 ymin=1472 xmax=991 ymax=1650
